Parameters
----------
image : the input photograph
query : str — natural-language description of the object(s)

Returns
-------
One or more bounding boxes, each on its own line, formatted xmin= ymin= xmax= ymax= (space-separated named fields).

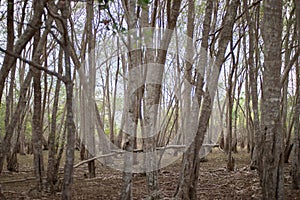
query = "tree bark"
xmin=260 ymin=0 xmax=284 ymax=199
xmin=121 ymin=1 xmax=140 ymax=199
xmin=47 ymin=47 xmax=63 ymax=192
xmin=291 ymin=0 xmax=300 ymax=189
xmin=86 ymin=0 xmax=96 ymax=179
xmin=243 ymin=0 xmax=262 ymax=171
xmin=60 ymin=1 xmax=76 ymax=199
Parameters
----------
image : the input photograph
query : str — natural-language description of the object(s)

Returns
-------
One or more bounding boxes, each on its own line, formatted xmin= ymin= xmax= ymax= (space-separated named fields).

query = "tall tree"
xmin=243 ymin=0 xmax=262 ymax=171
xmin=31 ymin=0 xmax=46 ymax=192
xmin=59 ymin=0 xmax=76 ymax=199
xmin=260 ymin=0 xmax=284 ymax=199
xmin=121 ymin=1 xmax=140 ymax=199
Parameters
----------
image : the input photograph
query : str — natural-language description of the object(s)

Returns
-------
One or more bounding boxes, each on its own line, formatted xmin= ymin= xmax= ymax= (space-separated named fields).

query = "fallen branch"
xmin=202 ymin=144 xmax=219 ymax=148
xmin=0 ymin=177 xmax=35 ymax=184
xmin=73 ymin=153 xmax=116 ymax=168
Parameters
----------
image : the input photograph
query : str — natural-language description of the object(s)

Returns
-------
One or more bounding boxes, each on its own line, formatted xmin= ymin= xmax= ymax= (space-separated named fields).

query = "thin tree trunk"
xmin=121 ymin=1 xmax=139 ymax=198
xmin=61 ymin=1 xmax=76 ymax=199
xmin=243 ymin=0 xmax=262 ymax=171
xmin=226 ymin=54 xmax=237 ymax=172
xmin=31 ymin=6 xmax=44 ymax=191
xmin=282 ymin=11 xmax=296 ymax=163
xmin=5 ymin=61 xmax=17 ymax=172
xmin=86 ymin=0 xmax=96 ymax=179
xmin=47 ymin=47 xmax=63 ymax=192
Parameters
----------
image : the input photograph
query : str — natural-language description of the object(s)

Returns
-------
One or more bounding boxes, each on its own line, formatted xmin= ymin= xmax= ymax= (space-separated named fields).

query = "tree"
xmin=59 ymin=1 xmax=76 ymax=199
xmin=260 ymin=0 xmax=284 ymax=199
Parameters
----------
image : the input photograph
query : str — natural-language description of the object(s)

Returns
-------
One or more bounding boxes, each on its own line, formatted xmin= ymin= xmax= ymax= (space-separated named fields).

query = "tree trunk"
xmin=291 ymin=0 xmax=300 ymax=188
xmin=86 ymin=0 xmax=96 ymax=179
xmin=260 ymin=0 xmax=284 ymax=199
xmin=5 ymin=60 xmax=17 ymax=172
xmin=243 ymin=0 xmax=262 ymax=171
xmin=61 ymin=1 xmax=76 ymax=199
xmin=31 ymin=6 xmax=44 ymax=190
xmin=47 ymin=47 xmax=63 ymax=192
xmin=121 ymin=1 xmax=139 ymax=199
xmin=226 ymin=53 xmax=237 ymax=171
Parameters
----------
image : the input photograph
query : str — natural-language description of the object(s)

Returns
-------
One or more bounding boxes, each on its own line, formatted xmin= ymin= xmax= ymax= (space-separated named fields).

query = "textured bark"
xmin=32 ymin=40 xmax=45 ymax=192
xmin=0 ymin=0 xmax=15 ymax=173
xmin=282 ymin=8 xmax=296 ymax=163
xmin=0 ymin=0 xmax=14 ymax=107
xmin=291 ymin=60 xmax=300 ymax=189
xmin=226 ymin=58 xmax=237 ymax=171
xmin=260 ymin=0 xmax=284 ymax=199
xmin=291 ymin=0 xmax=300 ymax=189
xmin=61 ymin=1 xmax=76 ymax=199
xmin=86 ymin=0 xmax=96 ymax=179
xmin=5 ymin=60 xmax=17 ymax=172
xmin=47 ymin=47 xmax=63 ymax=192
xmin=121 ymin=1 xmax=139 ymax=199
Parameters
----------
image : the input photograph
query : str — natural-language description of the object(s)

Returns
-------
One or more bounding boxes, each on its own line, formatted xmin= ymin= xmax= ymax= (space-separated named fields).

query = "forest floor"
xmin=0 ymin=148 xmax=300 ymax=200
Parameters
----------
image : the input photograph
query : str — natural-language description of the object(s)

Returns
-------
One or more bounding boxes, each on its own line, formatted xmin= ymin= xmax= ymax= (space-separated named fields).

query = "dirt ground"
xmin=0 ymin=149 xmax=300 ymax=200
